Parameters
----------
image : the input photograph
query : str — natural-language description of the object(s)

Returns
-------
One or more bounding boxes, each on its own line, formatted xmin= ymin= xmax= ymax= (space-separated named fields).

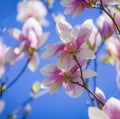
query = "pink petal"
xmin=41 ymin=44 xmax=64 ymax=59
xmin=95 ymin=87 xmax=106 ymax=104
xmin=28 ymin=53 xmax=39 ymax=72
xmin=88 ymin=107 xmax=109 ymax=119
xmin=56 ymin=18 xmax=72 ymax=35
xmin=103 ymin=97 xmax=120 ymax=119
xmin=40 ymin=64 xmax=59 ymax=76
xmin=63 ymin=78 xmax=83 ymax=98
xmin=77 ymin=19 xmax=93 ymax=47
xmin=9 ymin=28 xmax=24 ymax=41
xmin=79 ymin=48 xmax=95 ymax=59
xmin=41 ymin=78 xmax=63 ymax=94
xmin=82 ymin=70 xmax=97 ymax=78
xmin=57 ymin=52 xmax=75 ymax=72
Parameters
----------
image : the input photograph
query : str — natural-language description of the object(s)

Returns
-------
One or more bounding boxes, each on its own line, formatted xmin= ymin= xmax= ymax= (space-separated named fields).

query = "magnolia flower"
xmin=0 ymin=39 xmax=8 ymax=77
xmin=102 ymin=36 xmax=120 ymax=89
xmin=17 ymin=0 xmax=47 ymax=25
xmin=60 ymin=0 xmax=90 ymax=17
xmin=96 ymin=13 xmax=114 ymax=40
xmin=89 ymin=97 xmax=120 ymax=119
xmin=42 ymin=18 xmax=95 ymax=61
xmin=41 ymin=54 xmax=97 ymax=98
xmin=9 ymin=17 xmax=49 ymax=71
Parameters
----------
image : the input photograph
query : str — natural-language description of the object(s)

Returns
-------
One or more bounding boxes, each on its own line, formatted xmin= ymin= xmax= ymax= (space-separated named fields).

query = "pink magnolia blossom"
xmin=89 ymin=97 xmax=120 ymax=119
xmin=60 ymin=0 xmax=91 ymax=17
xmin=17 ymin=0 xmax=47 ymax=25
xmin=41 ymin=54 xmax=97 ymax=98
xmin=0 ymin=39 xmax=8 ymax=77
xmin=102 ymin=37 xmax=120 ymax=89
xmin=8 ymin=17 xmax=49 ymax=71
xmin=42 ymin=18 xmax=95 ymax=61
xmin=96 ymin=13 xmax=114 ymax=40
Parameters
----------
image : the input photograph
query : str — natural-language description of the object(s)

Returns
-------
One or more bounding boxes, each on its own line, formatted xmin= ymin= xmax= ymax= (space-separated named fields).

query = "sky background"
xmin=0 ymin=0 xmax=120 ymax=119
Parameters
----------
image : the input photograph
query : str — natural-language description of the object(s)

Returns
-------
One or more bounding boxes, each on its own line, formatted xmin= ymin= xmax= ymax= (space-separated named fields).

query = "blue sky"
xmin=0 ymin=0 xmax=120 ymax=119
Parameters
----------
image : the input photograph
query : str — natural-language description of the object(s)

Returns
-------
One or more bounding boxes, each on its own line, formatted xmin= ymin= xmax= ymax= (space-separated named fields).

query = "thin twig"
xmin=71 ymin=81 xmax=104 ymax=106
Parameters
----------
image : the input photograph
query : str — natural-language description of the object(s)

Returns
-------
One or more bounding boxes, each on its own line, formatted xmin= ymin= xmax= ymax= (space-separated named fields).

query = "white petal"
xmin=0 ymin=100 xmax=5 ymax=114
xmin=37 ymin=32 xmax=49 ymax=47
xmin=79 ymin=48 xmax=95 ymax=59
xmin=77 ymin=19 xmax=93 ymax=46
xmin=56 ymin=18 xmax=72 ymax=35
xmin=28 ymin=53 xmax=39 ymax=72
xmin=57 ymin=52 xmax=75 ymax=72
xmin=9 ymin=28 xmax=23 ymax=41
xmin=50 ymin=79 xmax=63 ymax=94
xmin=60 ymin=31 xmax=74 ymax=43
xmin=60 ymin=0 xmax=74 ymax=6
xmin=95 ymin=87 xmax=106 ymax=103
xmin=82 ymin=70 xmax=97 ymax=78
xmin=40 ymin=64 xmax=57 ymax=76
xmin=88 ymin=107 xmax=109 ymax=119
xmin=41 ymin=44 xmax=64 ymax=59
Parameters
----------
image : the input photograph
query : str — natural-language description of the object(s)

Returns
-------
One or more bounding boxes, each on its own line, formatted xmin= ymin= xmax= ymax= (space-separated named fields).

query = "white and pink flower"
xmin=89 ymin=97 xmax=120 ymax=119
xmin=41 ymin=54 xmax=96 ymax=98
xmin=8 ymin=17 xmax=49 ymax=71
xmin=42 ymin=18 xmax=95 ymax=61
xmin=17 ymin=0 xmax=47 ymax=25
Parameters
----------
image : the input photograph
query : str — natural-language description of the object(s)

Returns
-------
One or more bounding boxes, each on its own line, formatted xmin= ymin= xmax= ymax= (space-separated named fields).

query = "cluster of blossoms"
xmin=0 ymin=0 xmax=120 ymax=118
xmin=41 ymin=17 xmax=97 ymax=98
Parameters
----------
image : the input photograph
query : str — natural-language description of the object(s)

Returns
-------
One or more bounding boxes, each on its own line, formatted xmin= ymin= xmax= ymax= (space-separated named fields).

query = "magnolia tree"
xmin=0 ymin=0 xmax=120 ymax=119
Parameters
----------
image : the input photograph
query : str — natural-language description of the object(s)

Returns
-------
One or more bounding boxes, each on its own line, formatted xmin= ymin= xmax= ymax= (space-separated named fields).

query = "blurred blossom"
xmin=17 ymin=0 xmax=48 ymax=25
xmin=0 ymin=39 xmax=8 ymax=77
xmin=8 ymin=17 xmax=49 ymax=71
xmin=101 ymin=0 xmax=120 ymax=5
xmin=89 ymin=97 xmax=120 ymax=119
xmin=42 ymin=18 xmax=95 ymax=61
xmin=96 ymin=13 xmax=114 ymax=40
xmin=60 ymin=0 xmax=96 ymax=17
xmin=40 ymin=57 xmax=97 ymax=98
xmin=86 ymin=24 xmax=101 ymax=52
xmin=0 ymin=100 xmax=5 ymax=114
xmin=102 ymin=36 xmax=120 ymax=89
xmin=95 ymin=87 xmax=106 ymax=104
xmin=107 ymin=6 xmax=120 ymax=28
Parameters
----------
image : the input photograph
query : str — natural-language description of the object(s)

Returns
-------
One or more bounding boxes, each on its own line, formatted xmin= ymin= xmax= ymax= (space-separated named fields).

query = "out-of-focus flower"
xmin=96 ymin=13 xmax=114 ymax=40
xmin=0 ymin=39 xmax=8 ymax=77
xmin=101 ymin=0 xmax=120 ymax=5
xmin=17 ymin=0 xmax=48 ymax=25
xmin=86 ymin=24 xmax=101 ymax=52
xmin=40 ymin=55 xmax=97 ymax=98
xmin=88 ymin=97 xmax=120 ymax=119
xmin=42 ymin=18 xmax=95 ymax=61
xmin=60 ymin=0 xmax=97 ymax=17
xmin=106 ymin=6 xmax=120 ymax=28
xmin=101 ymin=36 xmax=120 ymax=89
xmin=8 ymin=17 xmax=49 ymax=71
xmin=0 ymin=100 xmax=5 ymax=115
xmin=95 ymin=87 xmax=106 ymax=104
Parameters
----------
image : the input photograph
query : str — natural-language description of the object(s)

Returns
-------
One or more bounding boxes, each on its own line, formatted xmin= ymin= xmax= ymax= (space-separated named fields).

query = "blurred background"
xmin=0 ymin=0 xmax=120 ymax=119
